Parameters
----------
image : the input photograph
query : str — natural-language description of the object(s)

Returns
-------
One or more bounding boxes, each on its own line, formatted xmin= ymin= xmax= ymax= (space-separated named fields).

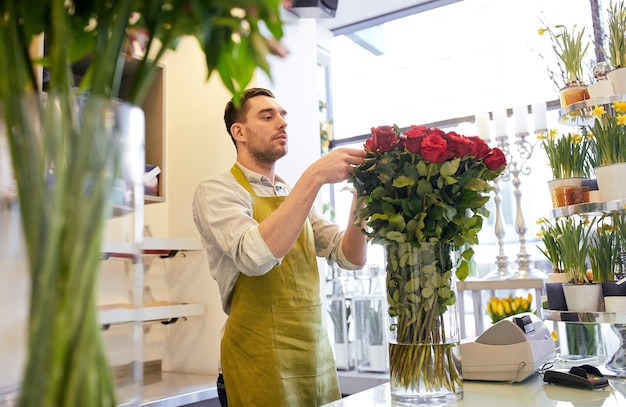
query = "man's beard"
xmin=250 ymin=142 xmax=287 ymax=165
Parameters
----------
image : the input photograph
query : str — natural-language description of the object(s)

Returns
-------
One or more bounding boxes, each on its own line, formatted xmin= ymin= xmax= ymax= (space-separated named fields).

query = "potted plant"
xmin=598 ymin=213 xmax=626 ymax=311
xmin=0 ymin=1 xmax=288 ymax=406
xmin=586 ymin=101 xmax=626 ymax=201
xmin=539 ymin=23 xmax=590 ymax=106
xmin=605 ymin=1 xmax=626 ymax=94
xmin=537 ymin=217 xmax=568 ymax=310
xmin=555 ymin=216 xmax=603 ymax=312
xmin=538 ymin=129 xmax=594 ymax=207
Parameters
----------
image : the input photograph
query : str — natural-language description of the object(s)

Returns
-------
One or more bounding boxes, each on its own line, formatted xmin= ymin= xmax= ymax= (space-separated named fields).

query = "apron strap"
xmin=230 ymin=164 xmax=257 ymax=197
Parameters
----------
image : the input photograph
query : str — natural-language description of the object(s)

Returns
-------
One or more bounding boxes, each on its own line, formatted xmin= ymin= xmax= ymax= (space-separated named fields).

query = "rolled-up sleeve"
xmin=192 ymin=174 xmax=282 ymax=277
xmin=309 ymin=207 xmax=362 ymax=271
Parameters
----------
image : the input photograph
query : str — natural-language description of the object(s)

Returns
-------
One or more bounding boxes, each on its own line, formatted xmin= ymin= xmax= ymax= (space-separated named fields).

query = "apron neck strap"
xmin=230 ymin=164 xmax=257 ymax=197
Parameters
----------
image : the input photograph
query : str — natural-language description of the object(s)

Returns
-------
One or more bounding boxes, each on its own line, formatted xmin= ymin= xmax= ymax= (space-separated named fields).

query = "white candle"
xmin=513 ymin=105 xmax=528 ymax=138
xmin=493 ymin=108 xmax=508 ymax=140
xmin=475 ymin=112 xmax=490 ymax=142
xmin=532 ymin=102 xmax=548 ymax=134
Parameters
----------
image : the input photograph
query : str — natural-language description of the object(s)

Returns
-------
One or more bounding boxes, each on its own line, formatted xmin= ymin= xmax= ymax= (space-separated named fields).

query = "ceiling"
xmin=303 ymin=0 xmax=461 ymax=33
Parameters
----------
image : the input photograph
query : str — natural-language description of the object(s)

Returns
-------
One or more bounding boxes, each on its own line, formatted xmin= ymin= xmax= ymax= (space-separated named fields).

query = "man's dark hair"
xmin=224 ymin=88 xmax=276 ymax=147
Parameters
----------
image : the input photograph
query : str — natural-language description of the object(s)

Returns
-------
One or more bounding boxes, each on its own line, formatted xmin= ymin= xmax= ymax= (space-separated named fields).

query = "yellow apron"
xmin=221 ymin=165 xmax=340 ymax=407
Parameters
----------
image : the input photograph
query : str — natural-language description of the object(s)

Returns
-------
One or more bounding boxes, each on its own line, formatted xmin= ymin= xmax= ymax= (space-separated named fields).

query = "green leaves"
xmin=352 ymin=148 xmax=497 ymax=255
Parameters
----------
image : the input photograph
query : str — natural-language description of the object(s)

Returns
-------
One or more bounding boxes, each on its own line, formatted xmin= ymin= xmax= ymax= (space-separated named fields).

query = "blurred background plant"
xmin=486 ymin=294 xmax=533 ymax=324
xmin=605 ymin=0 xmax=626 ymax=69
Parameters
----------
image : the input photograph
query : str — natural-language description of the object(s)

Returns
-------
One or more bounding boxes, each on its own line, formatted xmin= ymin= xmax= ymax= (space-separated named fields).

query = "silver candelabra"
xmin=483 ymin=105 xmax=548 ymax=280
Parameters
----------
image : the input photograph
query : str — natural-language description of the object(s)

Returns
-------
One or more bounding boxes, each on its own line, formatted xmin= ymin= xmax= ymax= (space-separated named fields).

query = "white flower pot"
xmin=594 ymin=163 xmax=626 ymax=202
xmin=587 ymin=80 xmax=614 ymax=99
xmin=547 ymin=273 xmax=569 ymax=283
xmin=608 ymin=67 xmax=626 ymax=95
xmin=604 ymin=297 xmax=626 ymax=312
xmin=562 ymin=284 xmax=603 ymax=312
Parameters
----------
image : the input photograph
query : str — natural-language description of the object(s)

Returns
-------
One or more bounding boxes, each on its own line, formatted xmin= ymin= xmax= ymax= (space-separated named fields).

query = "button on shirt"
xmin=192 ymin=162 xmax=360 ymax=314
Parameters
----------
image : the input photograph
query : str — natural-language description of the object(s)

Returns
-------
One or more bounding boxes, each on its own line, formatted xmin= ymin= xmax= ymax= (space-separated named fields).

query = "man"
xmin=192 ymin=88 xmax=368 ymax=406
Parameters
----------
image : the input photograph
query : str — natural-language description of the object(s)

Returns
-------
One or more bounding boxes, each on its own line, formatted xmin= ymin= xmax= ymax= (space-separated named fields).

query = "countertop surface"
xmin=321 ymin=373 xmax=626 ymax=407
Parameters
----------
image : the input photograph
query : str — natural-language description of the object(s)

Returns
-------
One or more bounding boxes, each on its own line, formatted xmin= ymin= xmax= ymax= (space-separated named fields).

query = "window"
xmin=322 ymin=0 xmax=601 ymax=276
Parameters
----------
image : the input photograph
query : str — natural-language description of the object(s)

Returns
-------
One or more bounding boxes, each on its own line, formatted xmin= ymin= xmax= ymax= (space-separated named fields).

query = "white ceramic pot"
xmin=605 ymin=297 xmax=626 ymax=312
xmin=587 ymin=80 xmax=614 ymax=99
xmin=594 ymin=163 xmax=626 ymax=202
xmin=608 ymin=67 xmax=626 ymax=95
xmin=562 ymin=283 xmax=603 ymax=312
xmin=547 ymin=273 xmax=569 ymax=283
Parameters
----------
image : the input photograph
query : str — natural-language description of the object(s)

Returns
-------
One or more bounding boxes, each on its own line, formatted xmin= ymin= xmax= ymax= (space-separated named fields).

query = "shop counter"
xmin=322 ymin=374 xmax=626 ymax=406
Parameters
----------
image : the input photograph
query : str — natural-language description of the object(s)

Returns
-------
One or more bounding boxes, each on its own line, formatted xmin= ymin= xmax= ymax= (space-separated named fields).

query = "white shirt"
xmin=192 ymin=162 xmax=360 ymax=314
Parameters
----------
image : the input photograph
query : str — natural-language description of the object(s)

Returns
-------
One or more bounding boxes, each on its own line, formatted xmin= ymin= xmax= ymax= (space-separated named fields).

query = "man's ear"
xmin=231 ymin=123 xmax=244 ymax=142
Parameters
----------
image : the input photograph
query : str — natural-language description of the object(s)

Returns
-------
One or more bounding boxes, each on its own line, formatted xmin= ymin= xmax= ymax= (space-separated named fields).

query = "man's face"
xmin=236 ymin=95 xmax=288 ymax=163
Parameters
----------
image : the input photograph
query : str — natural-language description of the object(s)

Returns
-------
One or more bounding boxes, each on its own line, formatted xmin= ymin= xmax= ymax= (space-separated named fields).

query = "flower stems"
xmin=386 ymin=243 xmax=462 ymax=396
xmin=7 ymin=95 xmax=120 ymax=407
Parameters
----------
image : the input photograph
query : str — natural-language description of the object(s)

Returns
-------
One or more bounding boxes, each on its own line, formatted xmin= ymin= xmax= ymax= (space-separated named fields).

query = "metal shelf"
xmin=559 ymin=94 xmax=626 ymax=126
xmin=543 ymin=309 xmax=626 ymax=324
xmin=550 ymin=199 xmax=626 ymax=218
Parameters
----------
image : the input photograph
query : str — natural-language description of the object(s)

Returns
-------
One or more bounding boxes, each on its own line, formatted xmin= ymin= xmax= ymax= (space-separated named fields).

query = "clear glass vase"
xmin=385 ymin=242 xmax=463 ymax=405
xmin=0 ymin=94 xmax=144 ymax=406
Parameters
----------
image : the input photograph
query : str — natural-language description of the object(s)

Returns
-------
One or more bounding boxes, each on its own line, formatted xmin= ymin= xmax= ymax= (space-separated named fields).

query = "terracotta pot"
xmin=559 ymin=83 xmax=589 ymax=107
xmin=547 ymin=178 xmax=588 ymax=208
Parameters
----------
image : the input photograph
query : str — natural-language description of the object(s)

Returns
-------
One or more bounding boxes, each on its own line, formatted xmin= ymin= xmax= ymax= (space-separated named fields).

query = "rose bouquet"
xmin=350 ymin=125 xmax=506 ymax=400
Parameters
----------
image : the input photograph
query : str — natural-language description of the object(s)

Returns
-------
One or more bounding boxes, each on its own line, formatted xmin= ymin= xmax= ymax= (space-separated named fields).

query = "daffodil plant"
xmin=585 ymin=101 xmax=626 ymax=166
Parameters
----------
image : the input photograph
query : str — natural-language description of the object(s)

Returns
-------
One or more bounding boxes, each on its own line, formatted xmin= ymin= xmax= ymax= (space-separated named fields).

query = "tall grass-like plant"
xmin=586 ymin=101 xmax=626 ymax=166
xmin=558 ymin=216 xmax=595 ymax=284
xmin=537 ymin=217 xmax=564 ymax=273
xmin=588 ymin=217 xmax=620 ymax=283
xmin=537 ymin=216 xmax=595 ymax=284
xmin=606 ymin=1 xmax=626 ymax=69
xmin=537 ymin=129 xmax=594 ymax=178
xmin=539 ymin=23 xmax=589 ymax=86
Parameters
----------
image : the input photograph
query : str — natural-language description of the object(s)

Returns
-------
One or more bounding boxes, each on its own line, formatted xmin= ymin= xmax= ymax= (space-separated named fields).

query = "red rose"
xmin=483 ymin=147 xmax=507 ymax=171
xmin=468 ymin=136 xmax=491 ymax=159
xmin=404 ymin=125 xmax=431 ymax=138
xmin=368 ymin=125 xmax=397 ymax=152
xmin=420 ymin=134 xmax=453 ymax=163
xmin=364 ymin=137 xmax=376 ymax=152
xmin=443 ymin=131 xmax=473 ymax=158
xmin=403 ymin=126 xmax=427 ymax=154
